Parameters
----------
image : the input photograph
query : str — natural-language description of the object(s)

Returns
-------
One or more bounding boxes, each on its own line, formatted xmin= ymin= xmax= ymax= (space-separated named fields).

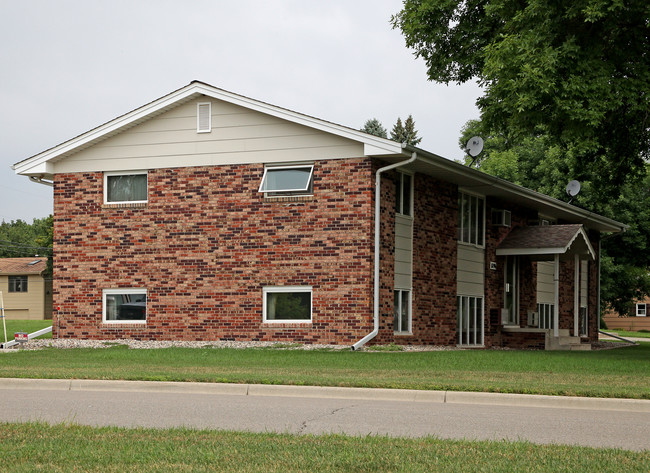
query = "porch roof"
xmin=495 ymin=224 xmax=595 ymax=261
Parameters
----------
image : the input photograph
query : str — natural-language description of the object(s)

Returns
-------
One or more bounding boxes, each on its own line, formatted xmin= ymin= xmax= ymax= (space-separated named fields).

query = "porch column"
xmin=554 ymin=254 xmax=559 ymax=338
xmin=574 ymin=254 xmax=580 ymax=337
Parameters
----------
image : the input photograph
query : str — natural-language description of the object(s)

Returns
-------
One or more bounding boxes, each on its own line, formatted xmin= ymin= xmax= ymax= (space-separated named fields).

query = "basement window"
xmin=103 ymin=289 xmax=147 ymax=323
xmin=263 ymin=286 xmax=312 ymax=322
xmin=259 ymin=164 xmax=314 ymax=196
xmin=104 ymin=171 xmax=148 ymax=204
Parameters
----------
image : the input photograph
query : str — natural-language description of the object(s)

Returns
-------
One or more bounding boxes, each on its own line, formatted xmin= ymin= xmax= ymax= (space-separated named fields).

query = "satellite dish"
xmin=466 ymin=136 xmax=484 ymax=157
xmin=566 ymin=180 xmax=581 ymax=197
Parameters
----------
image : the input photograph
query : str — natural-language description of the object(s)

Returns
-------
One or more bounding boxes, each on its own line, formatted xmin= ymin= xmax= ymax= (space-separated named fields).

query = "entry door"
xmin=504 ymin=256 xmax=519 ymax=325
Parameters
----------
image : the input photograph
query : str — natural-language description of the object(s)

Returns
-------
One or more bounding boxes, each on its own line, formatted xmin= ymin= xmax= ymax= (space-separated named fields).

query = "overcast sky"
xmin=0 ymin=0 xmax=482 ymax=223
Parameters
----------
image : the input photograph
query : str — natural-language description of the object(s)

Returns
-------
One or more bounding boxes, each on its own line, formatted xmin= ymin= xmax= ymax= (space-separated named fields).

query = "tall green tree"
xmin=457 ymin=119 xmax=650 ymax=315
xmin=390 ymin=115 xmax=422 ymax=145
xmin=361 ymin=118 xmax=388 ymax=138
xmin=392 ymin=0 xmax=650 ymax=198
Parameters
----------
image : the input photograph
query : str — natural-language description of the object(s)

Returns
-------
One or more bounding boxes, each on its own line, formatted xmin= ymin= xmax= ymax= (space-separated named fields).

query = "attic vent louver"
xmin=197 ymin=102 xmax=211 ymax=133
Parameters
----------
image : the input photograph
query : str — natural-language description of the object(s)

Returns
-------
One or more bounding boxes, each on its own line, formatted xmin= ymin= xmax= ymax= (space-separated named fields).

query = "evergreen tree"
xmin=361 ymin=118 xmax=387 ymax=138
xmin=390 ymin=115 xmax=422 ymax=146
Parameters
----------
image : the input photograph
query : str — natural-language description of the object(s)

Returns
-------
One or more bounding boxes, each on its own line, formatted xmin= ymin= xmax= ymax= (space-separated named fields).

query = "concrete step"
xmin=545 ymin=332 xmax=591 ymax=351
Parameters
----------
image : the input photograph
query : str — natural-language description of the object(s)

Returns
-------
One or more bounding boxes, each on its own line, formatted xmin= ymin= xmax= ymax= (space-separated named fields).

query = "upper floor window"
xmin=9 ymin=275 xmax=28 ymax=293
xmin=395 ymin=172 xmax=412 ymax=216
xmin=259 ymin=164 xmax=314 ymax=196
xmin=104 ymin=171 xmax=148 ymax=204
xmin=458 ymin=192 xmax=485 ymax=246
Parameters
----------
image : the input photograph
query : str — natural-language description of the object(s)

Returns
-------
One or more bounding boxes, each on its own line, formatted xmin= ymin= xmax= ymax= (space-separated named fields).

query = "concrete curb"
xmin=1 ymin=377 xmax=649 ymax=412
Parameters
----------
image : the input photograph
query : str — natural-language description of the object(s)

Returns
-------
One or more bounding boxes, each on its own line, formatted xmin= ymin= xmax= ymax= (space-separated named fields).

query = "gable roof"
xmin=12 ymin=80 xmax=404 ymax=177
xmin=0 ymin=257 xmax=47 ymax=275
xmin=496 ymin=224 xmax=596 ymax=260
xmin=12 ymin=80 xmax=627 ymax=234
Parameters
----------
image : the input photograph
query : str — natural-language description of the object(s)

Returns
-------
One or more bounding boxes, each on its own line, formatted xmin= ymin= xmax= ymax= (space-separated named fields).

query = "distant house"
xmin=603 ymin=296 xmax=650 ymax=332
xmin=0 ymin=257 xmax=53 ymax=320
xmin=13 ymin=81 xmax=627 ymax=349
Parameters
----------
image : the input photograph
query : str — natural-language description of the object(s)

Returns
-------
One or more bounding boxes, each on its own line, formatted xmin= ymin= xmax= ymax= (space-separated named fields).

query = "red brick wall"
xmin=52 ymin=158 xmax=375 ymax=344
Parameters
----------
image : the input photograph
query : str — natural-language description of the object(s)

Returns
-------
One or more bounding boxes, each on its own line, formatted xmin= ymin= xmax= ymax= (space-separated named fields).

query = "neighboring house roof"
xmin=12 ymin=80 xmax=627 ymax=234
xmin=496 ymin=224 xmax=596 ymax=260
xmin=0 ymin=257 xmax=47 ymax=275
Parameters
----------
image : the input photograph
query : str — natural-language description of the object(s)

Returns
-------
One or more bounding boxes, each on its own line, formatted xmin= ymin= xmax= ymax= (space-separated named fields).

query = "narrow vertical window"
xmin=458 ymin=192 xmax=485 ymax=246
xmin=395 ymin=172 xmax=412 ymax=216
xmin=393 ymin=289 xmax=411 ymax=334
xmin=197 ymin=102 xmax=211 ymax=133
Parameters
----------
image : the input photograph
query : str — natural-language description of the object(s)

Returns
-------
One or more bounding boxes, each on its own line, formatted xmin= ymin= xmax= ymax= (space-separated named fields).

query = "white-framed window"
xmin=637 ymin=304 xmax=647 ymax=317
xmin=259 ymin=164 xmax=314 ymax=196
xmin=537 ymin=303 xmax=555 ymax=329
xmin=104 ymin=171 xmax=148 ymax=204
xmin=197 ymin=102 xmax=212 ymax=133
xmin=457 ymin=295 xmax=484 ymax=346
xmin=8 ymin=275 xmax=28 ymax=293
xmin=458 ymin=192 xmax=485 ymax=246
xmin=393 ymin=289 xmax=411 ymax=334
xmin=395 ymin=171 xmax=413 ymax=217
xmin=263 ymin=286 xmax=312 ymax=323
xmin=103 ymin=288 xmax=147 ymax=323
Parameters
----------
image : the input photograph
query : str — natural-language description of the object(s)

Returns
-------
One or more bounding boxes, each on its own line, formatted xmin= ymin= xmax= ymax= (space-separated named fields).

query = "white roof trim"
xmin=13 ymin=81 xmax=404 ymax=177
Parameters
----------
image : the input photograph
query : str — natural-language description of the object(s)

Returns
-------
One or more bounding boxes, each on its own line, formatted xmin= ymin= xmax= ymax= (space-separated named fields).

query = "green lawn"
xmin=1 ymin=423 xmax=647 ymax=473
xmin=1 ymin=319 xmax=52 ymax=341
xmin=1 ymin=343 xmax=649 ymax=399
xmin=604 ymin=329 xmax=650 ymax=339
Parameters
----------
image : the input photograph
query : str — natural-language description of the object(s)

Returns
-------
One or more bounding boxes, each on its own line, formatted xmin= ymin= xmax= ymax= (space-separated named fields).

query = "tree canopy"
xmin=361 ymin=118 xmax=388 ymax=138
xmin=392 ymin=0 xmax=650 ymax=197
xmin=390 ymin=115 xmax=422 ymax=146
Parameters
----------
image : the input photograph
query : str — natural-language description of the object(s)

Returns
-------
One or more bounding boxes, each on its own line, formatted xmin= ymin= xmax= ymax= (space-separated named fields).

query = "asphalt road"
xmin=0 ymin=380 xmax=648 ymax=451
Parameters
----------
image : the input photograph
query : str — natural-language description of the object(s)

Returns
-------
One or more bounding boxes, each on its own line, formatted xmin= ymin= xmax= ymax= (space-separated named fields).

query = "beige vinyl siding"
xmin=0 ymin=274 xmax=48 ymax=320
xmin=457 ymin=244 xmax=484 ymax=296
xmin=54 ymin=98 xmax=364 ymax=173
xmin=537 ymin=261 xmax=555 ymax=304
xmin=394 ymin=214 xmax=413 ymax=289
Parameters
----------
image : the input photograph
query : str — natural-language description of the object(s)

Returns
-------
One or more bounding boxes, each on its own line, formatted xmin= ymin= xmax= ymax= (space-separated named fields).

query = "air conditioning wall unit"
xmin=491 ymin=209 xmax=511 ymax=227
xmin=527 ymin=311 xmax=539 ymax=327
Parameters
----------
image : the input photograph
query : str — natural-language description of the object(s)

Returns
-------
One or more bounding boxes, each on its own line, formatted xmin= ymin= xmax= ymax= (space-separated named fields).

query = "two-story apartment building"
xmin=13 ymin=81 xmax=626 ymax=349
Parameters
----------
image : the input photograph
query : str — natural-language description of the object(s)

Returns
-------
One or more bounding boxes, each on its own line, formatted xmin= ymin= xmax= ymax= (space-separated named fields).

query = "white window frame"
xmin=197 ymin=102 xmax=212 ymax=133
xmin=637 ymin=303 xmax=647 ymax=317
xmin=259 ymin=164 xmax=314 ymax=196
xmin=395 ymin=171 xmax=413 ymax=217
xmin=263 ymin=286 xmax=312 ymax=323
xmin=458 ymin=191 xmax=485 ymax=247
xmin=102 ymin=288 xmax=147 ymax=324
xmin=104 ymin=171 xmax=148 ymax=205
xmin=457 ymin=295 xmax=484 ymax=346
xmin=393 ymin=289 xmax=412 ymax=335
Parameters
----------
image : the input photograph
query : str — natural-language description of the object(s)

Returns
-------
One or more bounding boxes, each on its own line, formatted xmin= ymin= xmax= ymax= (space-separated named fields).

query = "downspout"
xmin=352 ymin=151 xmax=417 ymax=351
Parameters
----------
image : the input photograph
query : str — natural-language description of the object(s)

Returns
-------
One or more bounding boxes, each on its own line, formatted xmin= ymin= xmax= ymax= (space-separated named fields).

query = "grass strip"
xmin=1 ymin=320 xmax=52 ymax=340
xmin=1 ymin=343 xmax=649 ymax=399
xmin=0 ymin=422 xmax=647 ymax=473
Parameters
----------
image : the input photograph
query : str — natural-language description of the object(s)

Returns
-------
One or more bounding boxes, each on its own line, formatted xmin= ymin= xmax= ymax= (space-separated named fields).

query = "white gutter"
xmin=352 ymin=151 xmax=417 ymax=351
xmin=28 ymin=176 xmax=54 ymax=187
